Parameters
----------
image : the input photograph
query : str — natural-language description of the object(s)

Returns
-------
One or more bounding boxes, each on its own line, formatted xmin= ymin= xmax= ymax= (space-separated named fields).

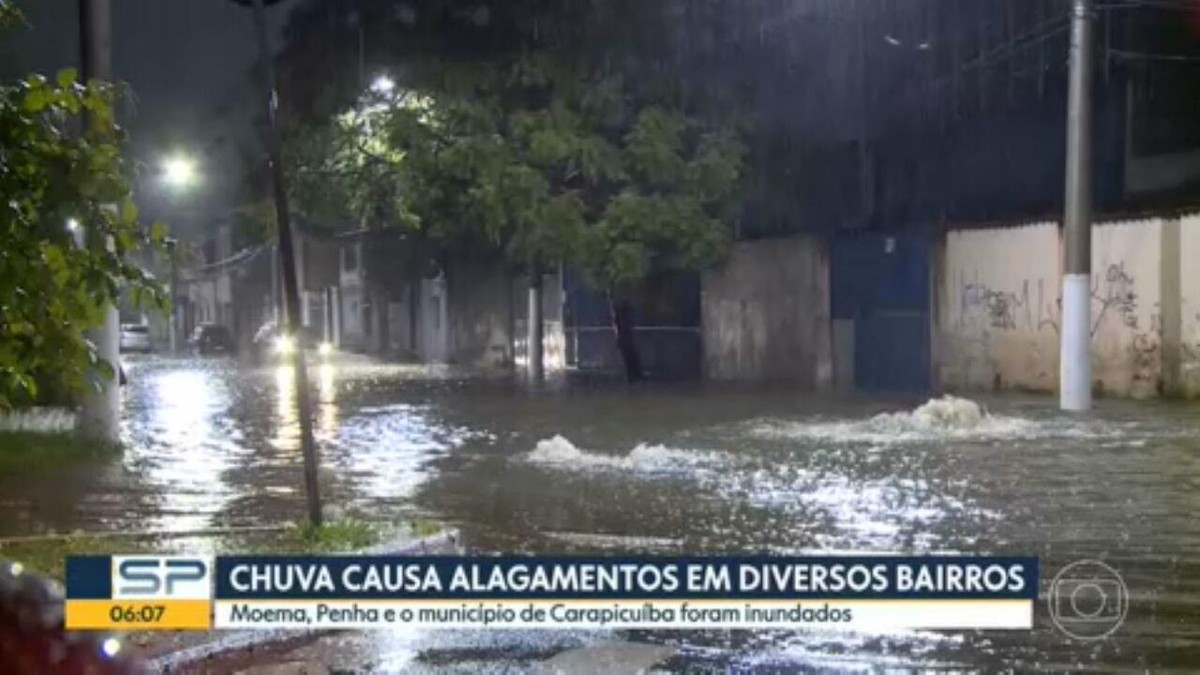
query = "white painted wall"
xmin=1180 ymin=214 xmax=1200 ymax=396
xmin=937 ymin=223 xmax=1060 ymax=392
xmin=937 ymin=215 xmax=1194 ymax=398
xmin=1090 ymin=218 xmax=1164 ymax=398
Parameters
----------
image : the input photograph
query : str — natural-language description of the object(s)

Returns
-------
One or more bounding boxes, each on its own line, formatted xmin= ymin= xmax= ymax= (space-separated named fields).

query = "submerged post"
xmin=1060 ymin=0 xmax=1094 ymax=412
xmin=242 ymin=0 xmax=323 ymax=525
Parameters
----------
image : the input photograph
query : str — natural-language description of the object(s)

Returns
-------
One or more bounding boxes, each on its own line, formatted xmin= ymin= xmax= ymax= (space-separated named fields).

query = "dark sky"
xmin=4 ymin=0 xmax=297 ymax=238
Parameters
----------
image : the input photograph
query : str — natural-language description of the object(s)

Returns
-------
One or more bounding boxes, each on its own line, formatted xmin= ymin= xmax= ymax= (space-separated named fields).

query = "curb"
xmin=146 ymin=529 xmax=461 ymax=673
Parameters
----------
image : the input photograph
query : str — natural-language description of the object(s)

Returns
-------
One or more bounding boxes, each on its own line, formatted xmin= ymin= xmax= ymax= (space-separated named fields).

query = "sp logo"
xmin=113 ymin=556 xmax=211 ymax=599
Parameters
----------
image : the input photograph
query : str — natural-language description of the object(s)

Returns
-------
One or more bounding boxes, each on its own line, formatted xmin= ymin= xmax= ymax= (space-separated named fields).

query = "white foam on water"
xmin=527 ymin=435 xmax=721 ymax=473
xmin=0 ymin=407 xmax=77 ymax=433
xmin=750 ymin=395 xmax=1042 ymax=445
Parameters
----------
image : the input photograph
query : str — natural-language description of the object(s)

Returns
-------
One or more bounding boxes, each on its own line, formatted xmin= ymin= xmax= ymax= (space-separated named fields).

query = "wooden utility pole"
xmin=238 ymin=0 xmax=323 ymax=525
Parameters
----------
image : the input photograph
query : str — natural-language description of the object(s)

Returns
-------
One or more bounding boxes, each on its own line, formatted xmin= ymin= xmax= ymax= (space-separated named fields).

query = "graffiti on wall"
xmin=958 ymin=273 xmax=1059 ymax=333
xmin=1091 ymin=262 xmax=1139 ymax=336
xmin=958 ymin=263 xmax=1143 ymax=336
xmin=956 ymin=262 xmax=1175 ymax=390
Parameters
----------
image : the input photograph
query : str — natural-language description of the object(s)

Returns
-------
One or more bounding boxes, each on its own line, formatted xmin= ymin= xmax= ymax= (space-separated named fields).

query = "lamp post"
xmin=158 ymin=153 xmax=197 ymax=355
xmin=230 ymin=0 xmax=323 ymax=527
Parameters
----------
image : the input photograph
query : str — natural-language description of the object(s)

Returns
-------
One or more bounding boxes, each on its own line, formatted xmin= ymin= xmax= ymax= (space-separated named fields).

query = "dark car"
xmin=189 ymin=324 xmax=235 ymax=356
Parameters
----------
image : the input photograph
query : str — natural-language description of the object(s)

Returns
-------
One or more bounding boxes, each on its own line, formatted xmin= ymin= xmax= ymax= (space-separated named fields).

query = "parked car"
xmin=189 ymin=324 xmax=235 ymax=356
xmin=251 ymin=321 xmax=333 ymax=363
xmin=119 ymin=323 xmax=151 ymax=353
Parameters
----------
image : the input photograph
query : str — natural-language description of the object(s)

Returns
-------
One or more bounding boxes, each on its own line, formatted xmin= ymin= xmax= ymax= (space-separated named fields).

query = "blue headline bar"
xmin=65 ymin=556 xmax=111 ymax=599
xmin=213 ymin=555 xmax=1039 ymax=600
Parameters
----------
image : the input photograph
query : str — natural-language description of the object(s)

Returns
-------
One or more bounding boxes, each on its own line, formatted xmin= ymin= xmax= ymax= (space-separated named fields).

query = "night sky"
xmin=4 ymin=0 xmax=297 ymax=237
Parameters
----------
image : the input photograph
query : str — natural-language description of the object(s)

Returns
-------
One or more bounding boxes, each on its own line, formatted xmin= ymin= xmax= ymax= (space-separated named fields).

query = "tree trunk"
xmin=609 ymin=293 xmax=644 ymax=382
xmin=527 ymin=262 xmax=545 ymax=382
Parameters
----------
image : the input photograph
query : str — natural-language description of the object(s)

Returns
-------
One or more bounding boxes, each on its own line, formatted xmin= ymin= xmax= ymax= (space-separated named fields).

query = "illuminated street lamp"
xmin=370 ymin=74 xmax=395 ymax=95
xmin=161 ymin=155 xmax=197 ymax=189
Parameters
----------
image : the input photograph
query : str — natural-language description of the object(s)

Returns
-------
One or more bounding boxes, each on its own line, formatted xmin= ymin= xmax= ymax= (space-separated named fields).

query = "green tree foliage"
xmin=297 ymin=64 xmax=744 ymax=278
xmin=289 ymin=56 xmax=745 ymax=378
xmin=0 ymin=12 xmax=168 ymax=406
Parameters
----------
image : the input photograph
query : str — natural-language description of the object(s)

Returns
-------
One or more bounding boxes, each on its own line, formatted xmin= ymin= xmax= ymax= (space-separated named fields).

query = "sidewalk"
xmin=140 ymin=530 xmax=460 ymax=673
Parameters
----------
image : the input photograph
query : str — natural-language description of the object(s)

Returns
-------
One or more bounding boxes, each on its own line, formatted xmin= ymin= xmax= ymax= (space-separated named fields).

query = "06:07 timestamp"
xmin=108 ymin=604 xmax=166 ymax=623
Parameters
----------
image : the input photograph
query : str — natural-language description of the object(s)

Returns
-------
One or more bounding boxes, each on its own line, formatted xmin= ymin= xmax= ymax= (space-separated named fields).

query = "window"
xmin=342 ymin=243 xmax=359 ymax=272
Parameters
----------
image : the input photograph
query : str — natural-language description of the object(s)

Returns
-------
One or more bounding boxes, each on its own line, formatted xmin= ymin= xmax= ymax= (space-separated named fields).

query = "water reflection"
xmin=1 ymin=359 xmax=1197 ymax=669
xmin=273 ymin=363 xmax=341 ymax=448
xmin=317 ymin=364 xmax=339 ymax=442
xmin=327 ymin=404 xmax=453 ymax=502
xmin=271 ymin=365 xmax=298 ymax=452
xmin=129 ymin=366 xmax=239 ymax=532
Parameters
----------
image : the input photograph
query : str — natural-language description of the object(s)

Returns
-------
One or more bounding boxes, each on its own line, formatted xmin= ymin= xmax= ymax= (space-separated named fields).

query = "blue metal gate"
xmin=831 ymin=232 xmax=931 ymax=392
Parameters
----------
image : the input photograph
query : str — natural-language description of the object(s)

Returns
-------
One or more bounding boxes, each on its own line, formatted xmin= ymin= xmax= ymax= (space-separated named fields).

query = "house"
xmin=176 ymin=225 xmax=339 ymax=353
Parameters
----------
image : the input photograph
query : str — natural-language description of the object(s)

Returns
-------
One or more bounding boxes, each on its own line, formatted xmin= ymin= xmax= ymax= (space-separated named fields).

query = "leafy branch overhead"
xmin=0 ymin=67 xmax=169 ymax=406
xmin=287 ymin=58 xmax=747 ymax=292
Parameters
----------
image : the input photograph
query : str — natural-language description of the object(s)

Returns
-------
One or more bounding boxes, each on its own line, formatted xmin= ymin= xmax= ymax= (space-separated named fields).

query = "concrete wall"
xmin=937 ymin=214 xmax=1200 ymax=398
xmin=447 ymin=261 xmax=513 ymax=368
xmin=1090 ymin=218 xmax=1163 ymax=397
xmin=1177 ymin=214 xmax=1200 ymax=396
xmin=701 ymin=237 xmax=831 ymax=386
xmin=936 ymin=223 xmax=1061 ymax=392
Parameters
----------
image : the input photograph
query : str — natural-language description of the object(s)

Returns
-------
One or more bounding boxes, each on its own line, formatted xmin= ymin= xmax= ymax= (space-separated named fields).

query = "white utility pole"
xmin=1060 ymin=0 xmax=1095 ymax=411
xmin=78 ymin=0 xmax=120 ymax=443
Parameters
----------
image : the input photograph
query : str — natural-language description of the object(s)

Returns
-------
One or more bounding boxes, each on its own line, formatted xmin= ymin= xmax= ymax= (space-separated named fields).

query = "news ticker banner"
xmin=65 ymin=555 xmax=1038 ymax=632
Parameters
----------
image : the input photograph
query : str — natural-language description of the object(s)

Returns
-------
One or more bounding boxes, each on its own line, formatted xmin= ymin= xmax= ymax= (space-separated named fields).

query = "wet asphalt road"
xmin=1 ymin=355 xmax=1198 ymax=671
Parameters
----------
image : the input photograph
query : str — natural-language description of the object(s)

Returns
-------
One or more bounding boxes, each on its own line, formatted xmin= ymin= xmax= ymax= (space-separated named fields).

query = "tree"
xmin=0 ymin=3 xmax=168 ymax=407
xmin=291 ymin=58 xmax=745 ymax=380
xmin=574 ymin=106 xmax=745 ymax=381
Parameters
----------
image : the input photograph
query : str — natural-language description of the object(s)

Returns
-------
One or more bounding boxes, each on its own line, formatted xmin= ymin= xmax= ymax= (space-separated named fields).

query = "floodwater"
xmin=1 ymin=356 xmax=1198 ymax=670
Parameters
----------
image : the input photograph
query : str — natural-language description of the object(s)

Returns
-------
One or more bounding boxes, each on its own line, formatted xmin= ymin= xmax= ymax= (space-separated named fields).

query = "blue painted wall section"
xmin=832 ymin=233 xmax=931 ymax=393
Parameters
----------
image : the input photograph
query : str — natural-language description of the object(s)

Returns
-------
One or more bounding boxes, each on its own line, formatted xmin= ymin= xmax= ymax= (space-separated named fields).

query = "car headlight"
xmin=318 ymin=342 xmax=333 ymax=356
xmin=274 ymin=335 xmax=296 ymax=355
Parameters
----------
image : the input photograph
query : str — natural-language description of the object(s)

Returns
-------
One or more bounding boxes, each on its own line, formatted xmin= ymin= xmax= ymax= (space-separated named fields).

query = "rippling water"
xmin=1 ymin=356 xmax=1197 ymax=669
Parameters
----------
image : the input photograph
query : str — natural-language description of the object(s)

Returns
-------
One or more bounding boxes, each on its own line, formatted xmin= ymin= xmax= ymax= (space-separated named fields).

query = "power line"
xmin=1110 ymin=47 xmax=1200 ymax=61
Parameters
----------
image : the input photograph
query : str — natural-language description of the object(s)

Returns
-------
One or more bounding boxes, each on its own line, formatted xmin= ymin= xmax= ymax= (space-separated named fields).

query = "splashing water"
xmin=907 ymin=395 xmax=987 ymax=429
xmin=526 ymin=434 xmax=720 ymax=472
xmin=749 ymin=395 xmax=1045 ymax=445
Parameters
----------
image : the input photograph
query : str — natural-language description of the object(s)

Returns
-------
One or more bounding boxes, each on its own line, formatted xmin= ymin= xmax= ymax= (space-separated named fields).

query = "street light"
xmin=370 ymin=74 xmax=395 ymax=95
xmin=161 ymin=155 xmax=197 ymax=189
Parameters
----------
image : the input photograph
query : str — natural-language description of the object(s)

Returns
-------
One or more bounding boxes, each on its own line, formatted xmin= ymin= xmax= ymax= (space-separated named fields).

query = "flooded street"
xmin=3 ymin=356 xmax=1199 ymax=670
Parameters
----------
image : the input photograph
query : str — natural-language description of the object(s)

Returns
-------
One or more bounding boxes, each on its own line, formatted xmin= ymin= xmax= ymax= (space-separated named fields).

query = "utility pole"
xmin=238 ymin=0 xmax=323 ymax=525
xmin=78 ymin=0 xmax=120 ymax=444
xmin=1060 ymin=0 xmax=1094 ymax=412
